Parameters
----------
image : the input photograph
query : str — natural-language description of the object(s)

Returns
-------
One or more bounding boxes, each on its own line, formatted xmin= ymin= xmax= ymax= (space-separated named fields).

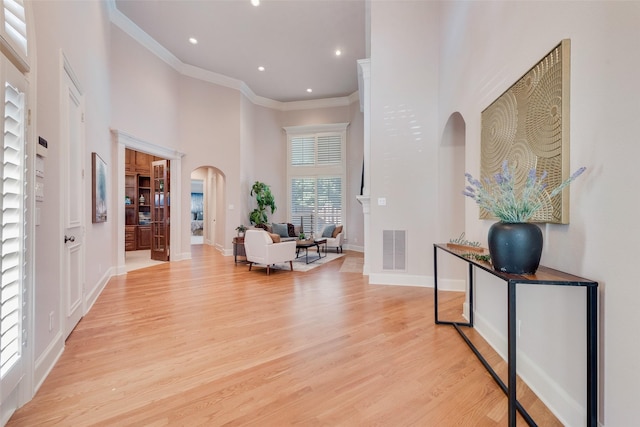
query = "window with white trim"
xmin=285 ymin=123 xmax=348 ymax=236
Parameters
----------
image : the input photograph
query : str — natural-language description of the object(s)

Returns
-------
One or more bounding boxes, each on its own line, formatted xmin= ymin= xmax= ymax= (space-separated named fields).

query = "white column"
xmin=356 ymin=59 xmax=371 ymax=275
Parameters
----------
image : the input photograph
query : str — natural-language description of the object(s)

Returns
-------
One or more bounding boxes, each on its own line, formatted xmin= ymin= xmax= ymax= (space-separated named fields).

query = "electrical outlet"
xmin=49 ymin=312 xmax=54 ymax=332
xmin=517 ymin=319 xmax=522 ymax=337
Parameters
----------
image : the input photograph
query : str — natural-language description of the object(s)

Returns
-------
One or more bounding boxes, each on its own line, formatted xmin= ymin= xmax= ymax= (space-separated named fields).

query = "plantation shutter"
xmin=317 ymin=135 xmax=341 ymax=166
xmin=1 ymin=80 xmax=25 ymax=391
xmin=290 ymin=136 xmax=315 ymax=166
xmin=290 ymin=178 xmax=316 ymax=234
xmin=287 ymin=125 xmax=346 ymax=235
xmin=317 ymin=177 xmax=342 ymax=226
xmin=1 ymin=0 xmax=28 ymax=72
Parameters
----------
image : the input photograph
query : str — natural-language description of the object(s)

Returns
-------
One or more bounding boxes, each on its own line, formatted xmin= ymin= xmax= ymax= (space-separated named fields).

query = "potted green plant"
xmin=249 ymin=181 xmax=277 ymax=226
xmin=235 ymin=225 xmax=247 ymax=237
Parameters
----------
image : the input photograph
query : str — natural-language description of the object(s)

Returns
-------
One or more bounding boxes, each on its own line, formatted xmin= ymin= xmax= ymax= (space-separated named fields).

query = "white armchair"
xmin=244 ymin=229 xmax=297 ymax=275
xmin=321 ymin=225 xmax=344 ymax=253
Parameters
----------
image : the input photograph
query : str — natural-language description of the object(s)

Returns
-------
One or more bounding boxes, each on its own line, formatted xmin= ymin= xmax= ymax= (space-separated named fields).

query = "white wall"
xmin=110 ymin=26 xmax=179 ymax=151
xmin=177 ymin=76 xmax=242 ymax=253
xmin=346 ymin=101 xmax=365 ymax=250
xmin=31 ymin=0 xmax=112 ymax=383
xmin=434 ymin=1 xmax=640 ymax=425
xmin=244 ymin=101 xmax=283 ymax=225
xmin=369 ymin=1 xmax=440 ymax=285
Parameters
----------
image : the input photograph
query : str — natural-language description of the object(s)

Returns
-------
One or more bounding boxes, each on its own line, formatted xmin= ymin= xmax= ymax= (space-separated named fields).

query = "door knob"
xmin=64 ymin=235 xmax=75 ymax=243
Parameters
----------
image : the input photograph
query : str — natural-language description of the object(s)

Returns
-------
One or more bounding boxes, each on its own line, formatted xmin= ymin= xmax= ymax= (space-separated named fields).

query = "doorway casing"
xmin=112 ymin=129 xmax=185 ymax=275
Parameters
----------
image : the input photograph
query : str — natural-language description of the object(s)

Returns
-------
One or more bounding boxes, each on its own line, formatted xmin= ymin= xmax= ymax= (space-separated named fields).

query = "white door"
xmin=61 ymin=59 xmax=85 ymax=339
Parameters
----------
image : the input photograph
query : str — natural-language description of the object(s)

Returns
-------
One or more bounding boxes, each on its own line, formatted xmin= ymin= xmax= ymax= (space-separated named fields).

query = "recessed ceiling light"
xmin=258 ymin=66 xmax=265 ymax=71
xmin=335 ymin=49 xmax=342 ymax=56
xmin=306 ymin=88 xmax=313 ymax=93
xmin=189 ymin=37 xmax=198 ymax=45
xmin=251 ymin=0 xmax=260 ymax=6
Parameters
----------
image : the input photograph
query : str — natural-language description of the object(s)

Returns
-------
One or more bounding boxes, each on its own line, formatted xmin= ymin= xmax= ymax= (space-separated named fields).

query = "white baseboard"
xmin=462 ymin=301 xmax=470 ymax=321
xmin=435 ymin=277 xmax=466 ymax=292
xmin=473 ymin=311 xmax=585 ymax=426
xmin=115 ymin=263 xmax=127 ymax=275
xmin=369 ymin=273 xmax=430 ymax=287
xmin=368 ymin=273 xmax=465 ymax=292
xmin=173 ymin=251 xmax=191 ymax=262
xmin=34 ymin=331 xmax=64 ymax=394
xmin=85 ymin=266 xmax=113 ymax=313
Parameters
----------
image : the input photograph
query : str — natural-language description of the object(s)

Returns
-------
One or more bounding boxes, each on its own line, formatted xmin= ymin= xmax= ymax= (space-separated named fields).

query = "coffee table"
xmin=296 ymin=239 xmax=327 ymax=264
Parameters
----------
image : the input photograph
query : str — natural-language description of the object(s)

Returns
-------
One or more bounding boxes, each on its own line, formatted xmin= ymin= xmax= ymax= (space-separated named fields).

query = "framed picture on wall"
xmin=92 ymin=152 xmax=107 ymax=223
xmin=481 ymin=39 xmax=571 ymax=223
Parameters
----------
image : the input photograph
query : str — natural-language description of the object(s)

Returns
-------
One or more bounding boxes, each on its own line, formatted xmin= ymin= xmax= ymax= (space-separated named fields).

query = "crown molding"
xmin=107 ymin=0 xmax=357 ymax=112
xmin=108 ymin=1 xmax=182 ymax=71
xmin=283 ymin=122 xmax=350 ymax=135
xmin=281 ymin=94 xmax=358 ymax=111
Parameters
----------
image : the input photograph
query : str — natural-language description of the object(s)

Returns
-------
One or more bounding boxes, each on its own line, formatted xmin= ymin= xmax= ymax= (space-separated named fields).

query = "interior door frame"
xmin=60 ymin=54 xmax=85 ymax=339
xmin=112 ymin=130 xmax=185 ymax=274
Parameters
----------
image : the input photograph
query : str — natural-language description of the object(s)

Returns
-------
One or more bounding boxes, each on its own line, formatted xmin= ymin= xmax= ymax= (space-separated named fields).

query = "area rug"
xmin=269 ymin=252 xmax=345 ymax=272
xmin=339 ymin=256 xmax=364 ymax=273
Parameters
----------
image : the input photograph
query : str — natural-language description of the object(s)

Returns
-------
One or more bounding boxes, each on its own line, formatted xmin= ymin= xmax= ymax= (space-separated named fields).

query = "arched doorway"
xmin=191 ymin=166 xmax=225 ymax=251
xmin=439 ymin=112 xmax=466 ymax=244
xmin=437 ymin=112 xmax=468 ymax=317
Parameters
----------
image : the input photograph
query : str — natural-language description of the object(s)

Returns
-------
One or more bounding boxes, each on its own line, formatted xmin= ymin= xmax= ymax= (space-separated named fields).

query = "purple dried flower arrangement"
xmin=463 ymin=161 xmax=586 ymax=223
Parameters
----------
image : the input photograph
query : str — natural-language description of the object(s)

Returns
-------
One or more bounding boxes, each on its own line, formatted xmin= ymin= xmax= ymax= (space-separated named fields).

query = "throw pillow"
xmin=332 ymin=225 xmax=343 ymax=238
xmin=287 ymin=223 xmax=296 ymax=237
xmin=255 ymin=223 xmax=269 ymax=231
xmin=272 ymin=223 xmax=289 ymax=238
xmin=322 ymin=224 xmax=336 ymax=238
xmin=268 ymin=232 xmax=281 ymax=243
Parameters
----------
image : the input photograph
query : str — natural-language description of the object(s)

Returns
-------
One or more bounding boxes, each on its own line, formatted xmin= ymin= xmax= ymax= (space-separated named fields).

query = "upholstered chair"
xmin=244 ymin=229 xmax=297 ymax=275
xmin=320 ymin=225 xmax=344 ymax=253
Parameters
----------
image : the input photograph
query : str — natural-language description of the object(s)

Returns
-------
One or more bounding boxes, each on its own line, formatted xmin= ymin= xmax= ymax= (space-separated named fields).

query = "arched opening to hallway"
xmin=191 ymin=166 xmax=226 ymax=251
xmin=437 ymin=112 xmax=468 ymax=319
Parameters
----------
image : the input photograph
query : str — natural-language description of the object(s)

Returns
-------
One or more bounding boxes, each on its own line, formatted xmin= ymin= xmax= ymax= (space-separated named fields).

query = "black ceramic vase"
xmin=487 ymin=222 xmax=543 ymax=274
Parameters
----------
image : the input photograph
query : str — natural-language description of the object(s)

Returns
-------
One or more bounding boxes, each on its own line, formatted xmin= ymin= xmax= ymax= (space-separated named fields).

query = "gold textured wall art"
xmin=481 ymin=39 xmax=571 ymax=223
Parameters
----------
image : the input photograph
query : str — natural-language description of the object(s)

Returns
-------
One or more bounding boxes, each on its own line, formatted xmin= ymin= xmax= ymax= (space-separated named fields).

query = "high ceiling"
xmin=113 ymin=0 xmax=367 ymax=103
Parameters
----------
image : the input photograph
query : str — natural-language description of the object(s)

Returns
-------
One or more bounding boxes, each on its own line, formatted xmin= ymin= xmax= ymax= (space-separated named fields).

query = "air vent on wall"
xmin=383 ymin=230 xmax=406 ymax=271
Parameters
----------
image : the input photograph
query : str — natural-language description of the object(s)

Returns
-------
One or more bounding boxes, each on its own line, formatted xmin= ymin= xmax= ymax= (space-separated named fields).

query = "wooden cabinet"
xmin=137 ymin=226 xmax=151 ymax=249
xmin=134 ymin=151 xmax=152 ymax=174
xmin=137 ymin=175 xmax=151 ymax=227
xmin=125 ymin=226 xmax=137 ymax=251
xmin=125 ymin=148 xmax=153 ymax=173
xmin=125 ymin=173 xmax=136 ymax=226
xmin=124 ymin=149 xmax=156 ymax=251
xmin=125 ymin=148 xmax=135 ymax=172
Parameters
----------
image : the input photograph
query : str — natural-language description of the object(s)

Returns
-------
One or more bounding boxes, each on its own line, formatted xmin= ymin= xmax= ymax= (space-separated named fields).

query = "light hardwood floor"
xmin=8 ymin=246 xmax=560 ymax=426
